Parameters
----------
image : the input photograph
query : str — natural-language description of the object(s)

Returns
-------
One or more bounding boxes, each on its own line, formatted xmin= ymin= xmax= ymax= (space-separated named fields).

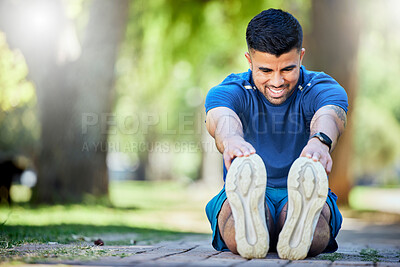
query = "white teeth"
xmin=270 ymin=88 xmax=283 ymax=93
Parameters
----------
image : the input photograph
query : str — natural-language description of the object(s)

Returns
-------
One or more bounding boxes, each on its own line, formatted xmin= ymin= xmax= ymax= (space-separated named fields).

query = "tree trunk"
xmin=200 ymin=118 xmax=224 ymax=189
xmin=0 ymin=0 xmax=129 ymax=203
xmin=305 ymin=0 xmax=360 ymax=205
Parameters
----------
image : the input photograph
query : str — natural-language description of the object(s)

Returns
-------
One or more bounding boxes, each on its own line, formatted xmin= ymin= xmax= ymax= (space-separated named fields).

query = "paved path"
xmin=3 ymin=218 xmax=400 ymax=266
xmin=8 ymin=238 xmax=399 ymax=266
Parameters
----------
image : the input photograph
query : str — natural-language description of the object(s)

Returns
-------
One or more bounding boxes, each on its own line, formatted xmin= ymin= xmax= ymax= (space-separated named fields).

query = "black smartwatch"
xmin=310 ymin=132 xmax=332 ymax=151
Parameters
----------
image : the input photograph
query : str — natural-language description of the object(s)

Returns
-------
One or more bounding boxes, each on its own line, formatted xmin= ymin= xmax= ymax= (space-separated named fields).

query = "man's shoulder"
xmin=299 ymin=66 xmax=344 ymax=94
xmin=301 ymin=66 xmax=335 ymax=83
xmin=298 ymin=66 xmax=348 ymax=113
xmin=218 ymin=69 xmax=254 ymax=90
xmin=205 ymin=70 xmax=255 ymax=114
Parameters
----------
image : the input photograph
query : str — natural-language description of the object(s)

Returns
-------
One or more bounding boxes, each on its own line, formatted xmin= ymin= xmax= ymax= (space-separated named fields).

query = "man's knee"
xmin=277 ymin=202 xmax=331 ymax=257
xmin=308 ymin=203 xmax=331 ymax=257
xmin=218 ymin=199 xmax=275 ymax=252
xmin=218 ymin=200 xmax=238 ymax=254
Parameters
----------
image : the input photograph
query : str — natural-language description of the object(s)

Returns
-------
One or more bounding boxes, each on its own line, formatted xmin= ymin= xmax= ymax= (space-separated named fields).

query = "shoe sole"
xmin=225 ymin=154 xmax=269 ymax=259
xmin=277 ymin=157 xmax=328 ymax=260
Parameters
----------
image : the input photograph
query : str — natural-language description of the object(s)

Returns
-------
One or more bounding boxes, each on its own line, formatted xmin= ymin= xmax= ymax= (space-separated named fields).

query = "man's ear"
xmin=300 ymin=48 xmax=305 ymax=64
xmin=245 ymin=52 xmax=252 ymax=69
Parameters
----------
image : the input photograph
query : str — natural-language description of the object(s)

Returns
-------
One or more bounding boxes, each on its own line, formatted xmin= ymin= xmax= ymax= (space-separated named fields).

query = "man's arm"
xmin=300 ymin=105 xmax=347 ymax=174
xmin=206 ymin=107 xmax=255 ymax=170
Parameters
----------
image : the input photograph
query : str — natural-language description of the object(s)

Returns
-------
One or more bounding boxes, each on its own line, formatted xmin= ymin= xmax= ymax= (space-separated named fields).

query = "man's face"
xmin=245 ymin=48 xmax=305 ymax=105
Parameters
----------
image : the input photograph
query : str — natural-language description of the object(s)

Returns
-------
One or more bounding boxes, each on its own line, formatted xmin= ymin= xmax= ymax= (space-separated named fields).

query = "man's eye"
xmin=283 ymin=68 xmax=294 ymax=72
xmin=262 ymin=69 xmax=272 ymax=73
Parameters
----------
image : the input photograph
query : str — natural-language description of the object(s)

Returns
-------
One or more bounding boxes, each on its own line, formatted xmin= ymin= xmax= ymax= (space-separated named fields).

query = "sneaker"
xmin=277 ymin=157 xmax=328 ymax=260
xmin=225 ymin=153 xmax=269 ymax=259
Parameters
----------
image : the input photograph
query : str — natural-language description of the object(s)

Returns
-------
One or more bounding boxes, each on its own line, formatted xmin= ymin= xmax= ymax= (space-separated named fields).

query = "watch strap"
xmin=310 ymin=132 xmax=332 ymax=151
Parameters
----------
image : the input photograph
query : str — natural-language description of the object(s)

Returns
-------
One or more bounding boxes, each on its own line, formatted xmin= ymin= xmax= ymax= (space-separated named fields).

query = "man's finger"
xmin=230 ymin=148 xmax=242 ymax=157
xmin=326 ymin=160 xmax=333 ymax=174
xmin=247 ymin=144 xmax=256 ymax=154
xmin=234 ymin=148 xmax=243 ymax=157
xmin=312 ymin=152 xmax=320 ymax=162
xmin=248 ymin=144 xmax=256 ymax=154
xmin=223 ymin=153 xmax=232 ymax=170
xmin=239 ymin=144 xmax=250 ymax=156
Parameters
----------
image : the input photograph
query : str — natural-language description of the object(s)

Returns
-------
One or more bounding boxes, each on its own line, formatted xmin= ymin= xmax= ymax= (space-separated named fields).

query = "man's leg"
xmin=218 ymin=199 xmax=275 ymax=255
xmin=221 ymin=153 xmax=270 ymax=258
xmin=277 ymin=202 xmax=331 ymax=257
xmin=276 ymin=157 xmax=329 ymax=260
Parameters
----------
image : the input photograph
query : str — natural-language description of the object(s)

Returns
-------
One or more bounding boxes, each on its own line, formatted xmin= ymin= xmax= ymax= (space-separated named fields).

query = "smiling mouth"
xmin=270 ymin=88 xmax=284 ymax=93
xmin=266 ymin=86 xmax=287 ymax=97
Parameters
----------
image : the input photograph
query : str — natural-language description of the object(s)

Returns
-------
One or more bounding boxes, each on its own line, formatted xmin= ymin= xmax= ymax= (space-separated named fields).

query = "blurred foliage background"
xmin=353 ymin=0 xmax=400 ymax=185
xmin=0 ymin=0 xmax=399 ymax=212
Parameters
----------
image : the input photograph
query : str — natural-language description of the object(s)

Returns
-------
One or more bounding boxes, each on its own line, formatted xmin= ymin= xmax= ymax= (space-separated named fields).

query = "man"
xmin=204 ymin=9 xmax=347 ymax=260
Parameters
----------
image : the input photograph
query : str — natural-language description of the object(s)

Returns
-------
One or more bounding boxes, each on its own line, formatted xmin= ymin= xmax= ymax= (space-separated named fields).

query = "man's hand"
xmin=206 ymin=107 xmax=256 ymax=170
xmin=223 ymin=136 xmax=256 ymax=170
xmin=300 ymin=138 xmax=332 ymax=174
xmin=302 ymin=105 xmax=347 ymax=175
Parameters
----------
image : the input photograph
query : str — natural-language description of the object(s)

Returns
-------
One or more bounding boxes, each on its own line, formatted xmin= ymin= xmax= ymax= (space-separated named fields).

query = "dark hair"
xmin=246 ymin=9 xmax=303 ymax=56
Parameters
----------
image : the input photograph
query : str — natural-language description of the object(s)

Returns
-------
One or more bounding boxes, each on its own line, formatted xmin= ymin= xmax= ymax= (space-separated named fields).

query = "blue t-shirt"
xmin=205 ymin=66 xmax=348 ymax=188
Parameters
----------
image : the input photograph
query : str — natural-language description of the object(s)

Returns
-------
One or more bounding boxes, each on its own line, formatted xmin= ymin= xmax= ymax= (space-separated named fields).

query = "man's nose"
xmin=270 ymin=72 xmax=284 ymax=88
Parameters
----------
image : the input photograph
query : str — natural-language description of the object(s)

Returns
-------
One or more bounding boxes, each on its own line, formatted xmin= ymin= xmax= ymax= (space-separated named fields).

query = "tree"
xmin=305 ymin=0 xmax=360 ymax=204
xmin=114 ymin=0 xmax=283 ymax=183
xmin=0 ymin=0 xmax=129 ymax=203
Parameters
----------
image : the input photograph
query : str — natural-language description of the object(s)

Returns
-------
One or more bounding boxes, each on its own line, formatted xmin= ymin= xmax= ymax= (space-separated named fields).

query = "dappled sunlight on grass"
xmin=0 ymin=224 xmax=205 ymax=247
xmin=2 ymin=181 xmax=215 ymax=234
xmin=349 ymin=186 xmax=400 ymax=214
xmin=9 ymin=185 xmax=32 ymax=203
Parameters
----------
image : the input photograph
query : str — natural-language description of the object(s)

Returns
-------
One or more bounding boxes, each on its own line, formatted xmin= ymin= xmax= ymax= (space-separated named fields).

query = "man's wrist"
xmin=222 ymin=135 xmax=244 ymax=149
xmin=309 ymin=132 xmax=332 ymax=151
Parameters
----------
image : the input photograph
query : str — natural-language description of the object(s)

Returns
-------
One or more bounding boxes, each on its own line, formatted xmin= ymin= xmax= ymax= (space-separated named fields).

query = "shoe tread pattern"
xmin=277 ymin=157 xmax=328 ymax=260
xmin=225 ymin=154 xmax=269 ymax=259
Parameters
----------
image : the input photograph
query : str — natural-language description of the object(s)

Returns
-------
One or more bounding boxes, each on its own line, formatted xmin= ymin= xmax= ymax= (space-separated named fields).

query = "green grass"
xmin=0 ymin=225 xmax=204 ymax=262
xmin=0 ymin=224 xmax=202 ymax=247
xmin=0 ymin=180 xmax=216 ymax=263
xmin=0 ymin=245 xmax=135 ymax=263
xmin=318 ymin=252 xmax=344 ymax=262
xmin=0 ymin=180 xmax=215 ymax=245
xmin=360 ymin=248 xmax=382 ymax=263
xmin=349 ymin=186 xmax=400 ymax=213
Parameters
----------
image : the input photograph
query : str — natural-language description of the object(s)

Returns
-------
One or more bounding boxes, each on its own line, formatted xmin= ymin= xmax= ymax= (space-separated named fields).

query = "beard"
xmin=260 ymin=84 xmax=295 ymax=105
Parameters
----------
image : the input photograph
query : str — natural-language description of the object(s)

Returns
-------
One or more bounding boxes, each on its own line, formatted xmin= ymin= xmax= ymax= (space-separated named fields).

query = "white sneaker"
xmin=225 ymin=154 xmax=269 ymax=259
xmin=277 ymin=157 xmax=328 ymax=260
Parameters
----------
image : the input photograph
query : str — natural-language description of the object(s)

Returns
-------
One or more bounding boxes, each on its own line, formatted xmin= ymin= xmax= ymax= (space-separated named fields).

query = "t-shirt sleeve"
xmin=204 ymin=82 xmax=247 ymax=115
xmin=303 ymin=73 xmax=349 ymax=114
